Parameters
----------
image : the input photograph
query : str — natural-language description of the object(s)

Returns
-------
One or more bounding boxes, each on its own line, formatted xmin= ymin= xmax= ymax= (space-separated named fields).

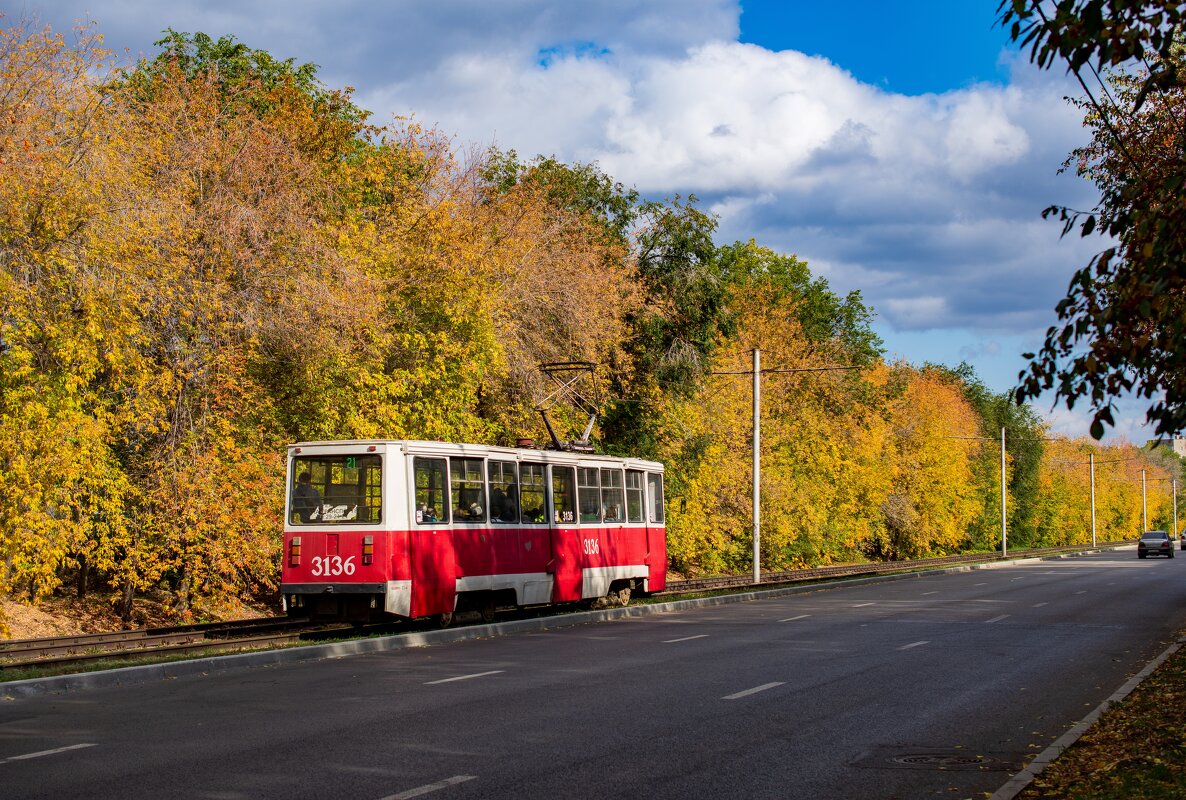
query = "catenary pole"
xmin=1090 ymin=452 xmax=1097 ymax=547
xmin=1001 ymin=427 xmax=1007 ymax=557
xmin=1142 ymin=469 xmax=1148 ymax=532
xmin=752 ymin=349 xmax=761 ymax=585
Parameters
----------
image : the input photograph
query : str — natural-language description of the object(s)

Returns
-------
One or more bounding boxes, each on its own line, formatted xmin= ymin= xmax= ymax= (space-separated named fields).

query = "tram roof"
xmin=288 ymin=439 xmax=664 ymax=471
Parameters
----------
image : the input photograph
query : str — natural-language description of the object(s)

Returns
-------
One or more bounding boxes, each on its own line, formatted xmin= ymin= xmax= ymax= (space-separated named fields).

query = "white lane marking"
xmin=921 ymin=591 xmax=938 ymax=596
xmin=1033 ymin=602 xmax=1048 ymax=608
xmin=664 ymin=634 xmax=709 ymax=643
xmin=1075 ymin=591 xmax=1087 ymax=595
xmin=425 ymin=671 xmax=504 ymax=685
xmin=985 ymin=614 xmax=1011 ymax=623
xmin=973 ymin=582 xmax=987 ymax=586
xmin=852 ymin=602 xmax=875 ymax=608
xmin=898 ymin=641 xmax=930 ymax=650
xmin=723 ymin=682 xmax=785 ymax=701
xmin=380 ymin=775 xmax=477 ymax=800
xmin=779 ymin=614 xmax=811 ymax=622
xmin=1 ymin=743 xmax=96 ymax=765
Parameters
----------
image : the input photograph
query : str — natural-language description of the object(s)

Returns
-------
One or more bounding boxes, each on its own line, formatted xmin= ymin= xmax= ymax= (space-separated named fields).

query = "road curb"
xmin=0 ymin=547 xmax=1124 ymax=700
xmin=989 ymin=634 xmax=1186 ymax=800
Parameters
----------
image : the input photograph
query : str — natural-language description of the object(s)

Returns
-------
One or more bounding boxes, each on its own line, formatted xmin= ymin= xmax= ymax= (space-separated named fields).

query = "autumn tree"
xmin=999 ymin=2 xmax=1186 ymax=437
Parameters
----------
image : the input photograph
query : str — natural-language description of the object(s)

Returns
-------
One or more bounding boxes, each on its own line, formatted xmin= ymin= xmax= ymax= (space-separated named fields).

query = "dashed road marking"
xmin=1 ymin=743 xmax=96 ymax=766
xmin=1075 ymin=591 xmax=1087 ymax=595
xmin=898 ymin=641 xmax=930 ymax=650
xmin=779 ymin=614 xmax=811 ymax=622
xmin=922 ymin=591 xmax=938 ymax=596
xmin=723 ymin=682 xmax=784 ymax=701
xmin=380 ymin=775 xmax=477 ymax=800
xmin=1033 ymin=602 xmax=1048 ymax=608
xmin=425 ymin=671 xmax=504 ymax=685
xmin=664 ymin=634 xmax=709 ymax=643
xmin=852 ymin=602 xmax=875 ymax=608
xmin=985 ymin=614 xmax=1011 ymax=623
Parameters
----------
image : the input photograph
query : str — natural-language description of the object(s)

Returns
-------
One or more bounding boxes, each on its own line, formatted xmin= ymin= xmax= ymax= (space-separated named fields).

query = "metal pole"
xmin=752 ymin=348 xmax=761 ymax=585
xmin=1000 ymin=427 xmax=1007 ymax=557
xmin=1174 ymin=479 xmax=1178 ymax=540
xmin=1142 ymin=469 xmax=1147 ymax=532
xmin=1090 ymin=452 xmax=1096 ymax=547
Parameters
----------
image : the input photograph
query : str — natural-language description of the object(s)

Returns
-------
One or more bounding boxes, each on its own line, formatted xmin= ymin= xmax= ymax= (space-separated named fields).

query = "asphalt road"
xmin=3 ymin=549 xmax=1184 ymax=800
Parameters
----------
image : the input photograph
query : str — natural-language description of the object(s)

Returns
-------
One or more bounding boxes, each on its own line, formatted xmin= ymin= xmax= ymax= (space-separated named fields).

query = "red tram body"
xmin=281 ymin=440 xmax=666 ymax=621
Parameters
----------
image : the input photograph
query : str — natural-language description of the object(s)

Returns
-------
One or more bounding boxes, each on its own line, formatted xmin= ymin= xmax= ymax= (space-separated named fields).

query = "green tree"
xmin=999 ymin=2 xmax=1186 ymax=437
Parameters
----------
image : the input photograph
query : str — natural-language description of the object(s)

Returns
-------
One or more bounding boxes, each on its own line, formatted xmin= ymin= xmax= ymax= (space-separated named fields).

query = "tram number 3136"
xmin=582 ymin=539 xmax=600 ymax=555
xmin=310 ymin=555 xmax=356 ymax=577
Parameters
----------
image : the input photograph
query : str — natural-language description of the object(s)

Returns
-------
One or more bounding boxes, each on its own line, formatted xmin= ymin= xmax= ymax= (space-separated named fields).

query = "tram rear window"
xmin=290 ymin=455 xmax=382 ymax=525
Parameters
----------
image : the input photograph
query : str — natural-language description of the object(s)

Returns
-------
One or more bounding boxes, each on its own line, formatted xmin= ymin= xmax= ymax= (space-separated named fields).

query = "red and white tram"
xmin=281 ymin=440 xmax=666 ymax=622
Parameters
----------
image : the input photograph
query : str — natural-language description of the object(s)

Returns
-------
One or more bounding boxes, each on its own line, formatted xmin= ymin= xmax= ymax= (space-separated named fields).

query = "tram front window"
xmin=289 ymin=455 xmax=382 ymax=525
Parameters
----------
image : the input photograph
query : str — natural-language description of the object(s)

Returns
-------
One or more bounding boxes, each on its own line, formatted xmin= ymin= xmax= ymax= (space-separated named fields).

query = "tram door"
xmin=548 ymin=465 xmax=581 ymax=602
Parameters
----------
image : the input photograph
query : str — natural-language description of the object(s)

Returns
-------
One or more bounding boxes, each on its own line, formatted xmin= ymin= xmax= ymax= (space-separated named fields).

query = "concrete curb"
xmin=1 ymin=547 xmax=1124 ymax=700
xmin=989 ymin=634 xmax=1186 ymax=800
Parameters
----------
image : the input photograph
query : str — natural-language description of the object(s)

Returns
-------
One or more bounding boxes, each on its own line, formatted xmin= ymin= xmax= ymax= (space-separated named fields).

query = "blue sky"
xmin=14 ymin=1 xmax=1142 ymax=440
xmin=740 ymin=1 xmax=1010 ymax=94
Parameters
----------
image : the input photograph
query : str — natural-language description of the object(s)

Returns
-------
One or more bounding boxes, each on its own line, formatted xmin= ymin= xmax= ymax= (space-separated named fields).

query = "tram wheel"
xmin=438 ymin=611 xmax=455 ymax=628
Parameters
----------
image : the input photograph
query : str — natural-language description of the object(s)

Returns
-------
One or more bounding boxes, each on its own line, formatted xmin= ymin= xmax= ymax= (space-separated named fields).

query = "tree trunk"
xmin=76 ymin=554 xmax=89 ymax=599
xmin=115 ymin=579 xmax=135 ymax=623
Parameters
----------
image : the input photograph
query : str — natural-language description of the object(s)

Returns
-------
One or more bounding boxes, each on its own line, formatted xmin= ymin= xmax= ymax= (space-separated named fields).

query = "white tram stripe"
xmin=425 ymin=670 xmax=504 ymax=685
xmin=379 ymin=775 xmax=477 ymax=800
xmin=985 ymin=614 xmax=1011 ymax=624
xmin=779 ymin=614 xmax=810 ymax=622
xmin=1 ymin=743 xmax=96 ymax=765
xmin=663 ymin=634 xmax=709 ymax=643
xmin=898 ymin=641 xmax=930 ymax=650
xmin=722 ymin=682 xmax=784 ymax=701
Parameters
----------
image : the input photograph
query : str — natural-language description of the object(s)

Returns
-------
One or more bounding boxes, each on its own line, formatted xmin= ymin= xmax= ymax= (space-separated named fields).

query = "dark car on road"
xmin=1138 ymin=530 xmax=1174 ymax=558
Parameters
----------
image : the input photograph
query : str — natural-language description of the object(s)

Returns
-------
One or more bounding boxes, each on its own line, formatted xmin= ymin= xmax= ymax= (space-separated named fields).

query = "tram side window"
xmin=451 ymin=457 xmax=487 ymax=522
xmin=552 ymin=466 xmax=576 ymax=524
xmin=647 ymin=472 xmax=665 ymax=523
xmin=601 ymin=469 xmax=625 ymax=523
xmin=289 ymin=455 xmax=382 ymax=525
xmin=625 ymin=470 xmax=645 ymax=523
xmin=488 ymin=461 xmax=519 ymax=523
xmin=413 ymin=457 xmax=449 ymax=524
xmin=578 ymin=467 xmax=602 ymax=523
xmin=520 ymin=463 xmax=546 ymax=523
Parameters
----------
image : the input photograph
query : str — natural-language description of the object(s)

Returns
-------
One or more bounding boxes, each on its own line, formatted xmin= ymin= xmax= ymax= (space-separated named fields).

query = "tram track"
xmin=0 ymin=542 xmax=1127 ymax=676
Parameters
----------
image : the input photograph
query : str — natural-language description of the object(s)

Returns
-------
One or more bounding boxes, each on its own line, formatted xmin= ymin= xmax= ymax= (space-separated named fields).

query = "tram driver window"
xmin=289 ymin=454 xmax=382 ymax=525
